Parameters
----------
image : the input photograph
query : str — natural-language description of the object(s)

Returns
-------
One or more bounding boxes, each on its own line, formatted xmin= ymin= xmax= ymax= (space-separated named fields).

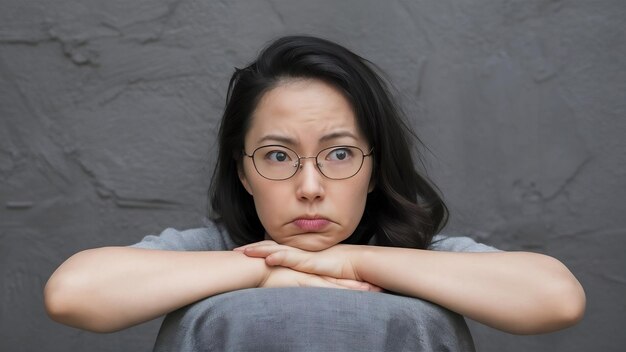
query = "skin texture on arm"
xmin=44 ymin=248 xmax=268 ymax=333
xmin=44 ymin=247 xmax=378 ymax=333
xmin=355 ymin=247 xmax=586 ymax=334
xmin=238 ymin=241 xmax=586 ymax=335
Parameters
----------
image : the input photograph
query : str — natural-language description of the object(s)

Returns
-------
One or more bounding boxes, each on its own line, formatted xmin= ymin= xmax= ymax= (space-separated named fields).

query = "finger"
xmin=266 ymin=251 xmax=339 ymax=278
xmin=303 ymin=276 xmax=352 ymax=290
xmin=233 ymin=240 xmax=277 ymax=251
xmin=322 ymin=277 xmax=380 ymax=291
xmin=321 ymin=277 xmax=366 ymax=290
xmin=242 ymin=245 xmax=292 ymax=258
xmin=363 ymin=283 xmax=384 ymax=292
xmin=345 ymin=282 xmax=383 ymax=292
xmin=233 ymin=241 xmax=271 ymax=251
xmin=265 ymin=250 xmax=309 ymax=269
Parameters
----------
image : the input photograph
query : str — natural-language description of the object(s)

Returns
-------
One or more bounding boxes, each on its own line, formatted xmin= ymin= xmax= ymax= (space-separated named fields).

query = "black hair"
xmin=209 ymin=35 xmax=448 ymax=249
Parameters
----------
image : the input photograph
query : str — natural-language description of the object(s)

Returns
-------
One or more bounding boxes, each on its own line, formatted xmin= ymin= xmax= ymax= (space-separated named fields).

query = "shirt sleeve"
xmin=129 ymin=222 xmax=234 ymax=251
xmin=428 ymin=234 xmax=501 ymax=252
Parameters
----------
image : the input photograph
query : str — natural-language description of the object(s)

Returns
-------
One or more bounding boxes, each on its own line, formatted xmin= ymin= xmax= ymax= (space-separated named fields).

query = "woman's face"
xmin=239 ymin=79 xmax=374 ymax=251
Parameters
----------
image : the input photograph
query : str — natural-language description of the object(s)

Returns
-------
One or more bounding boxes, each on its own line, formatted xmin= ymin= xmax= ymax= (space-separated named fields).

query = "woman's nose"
xmin=295 ymin=158 xmax=325 ymax=201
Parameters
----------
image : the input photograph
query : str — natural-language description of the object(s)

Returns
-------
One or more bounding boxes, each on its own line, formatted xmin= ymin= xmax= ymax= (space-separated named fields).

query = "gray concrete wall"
xmin=1 ymin=0 xmax=624 ymax=351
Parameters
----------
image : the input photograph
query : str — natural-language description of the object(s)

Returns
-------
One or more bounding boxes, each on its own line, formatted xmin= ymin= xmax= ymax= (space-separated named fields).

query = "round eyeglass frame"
xmin=243 ymin=145 xmax=374 ymax=181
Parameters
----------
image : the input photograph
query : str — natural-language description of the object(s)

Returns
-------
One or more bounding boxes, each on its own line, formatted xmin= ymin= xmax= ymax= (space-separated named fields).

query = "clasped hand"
xmin=234 ymin=240 xmax=382 ymax=292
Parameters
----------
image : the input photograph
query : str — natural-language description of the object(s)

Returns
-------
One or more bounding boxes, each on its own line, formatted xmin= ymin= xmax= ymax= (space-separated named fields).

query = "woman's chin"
xmin=292 ymin=241 xmax=333 ymax=252
xmin=274 ymin=234 xmax=338 ymax=252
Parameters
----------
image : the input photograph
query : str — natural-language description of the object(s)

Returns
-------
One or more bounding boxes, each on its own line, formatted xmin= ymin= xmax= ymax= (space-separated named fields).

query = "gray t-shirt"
xmin=131 ymin=221 xmax=499 ymax=253
xmin=131 ymin=223 xmax=499 ymax=352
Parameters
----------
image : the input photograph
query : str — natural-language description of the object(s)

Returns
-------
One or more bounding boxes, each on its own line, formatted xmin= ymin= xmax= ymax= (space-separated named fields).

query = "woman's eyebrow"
xmin=257 ymin=134 xmax=297 ymax=145
xmin=319 ymin=131 xmax=358 ymax=143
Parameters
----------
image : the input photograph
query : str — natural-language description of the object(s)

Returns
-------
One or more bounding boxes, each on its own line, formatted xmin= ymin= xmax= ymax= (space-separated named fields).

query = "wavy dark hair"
xmin=209 ymin=35 xmax=447 ymax=249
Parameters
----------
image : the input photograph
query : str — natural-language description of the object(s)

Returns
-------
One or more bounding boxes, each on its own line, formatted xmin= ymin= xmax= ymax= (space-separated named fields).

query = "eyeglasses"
xmin=243 ymin=145 xmax=373 ymax=180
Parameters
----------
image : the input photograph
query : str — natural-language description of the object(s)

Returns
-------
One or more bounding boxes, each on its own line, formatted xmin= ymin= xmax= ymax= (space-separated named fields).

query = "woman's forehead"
xmin=247 ymin=79 xmax=366 ymax=147
xmin=253 ymin=130 xmax=361 ymax=148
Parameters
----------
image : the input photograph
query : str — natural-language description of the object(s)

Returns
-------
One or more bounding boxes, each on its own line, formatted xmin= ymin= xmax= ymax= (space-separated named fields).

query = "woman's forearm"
xmin=44 ymin=247 xmax=268 ymax=333
xmin=355 ymin=247 xmax=586 ymax=334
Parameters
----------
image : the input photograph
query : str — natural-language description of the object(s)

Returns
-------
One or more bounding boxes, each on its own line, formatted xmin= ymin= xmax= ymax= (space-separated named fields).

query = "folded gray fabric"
xmin=153 ymin=287 xmax=475 ymax=352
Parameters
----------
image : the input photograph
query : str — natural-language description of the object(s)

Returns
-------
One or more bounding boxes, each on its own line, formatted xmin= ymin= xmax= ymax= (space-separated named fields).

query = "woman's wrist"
xmin=349 ymin=244 xmax=376 ymax=283
xmin=232 ymin=251 xmax=271 ymax=289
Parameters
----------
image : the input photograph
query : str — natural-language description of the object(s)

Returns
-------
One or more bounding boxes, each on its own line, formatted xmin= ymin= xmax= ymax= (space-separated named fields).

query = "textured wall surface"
xmin=1 ymin=0 xmax=624 ymax=351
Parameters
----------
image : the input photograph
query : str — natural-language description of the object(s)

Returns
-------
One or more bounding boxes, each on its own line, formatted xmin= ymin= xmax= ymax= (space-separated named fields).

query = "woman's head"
xmin=238 ymin=79 xmax=374 ymax=251
xmin=210 ymin=35 xmax=447 ymax=250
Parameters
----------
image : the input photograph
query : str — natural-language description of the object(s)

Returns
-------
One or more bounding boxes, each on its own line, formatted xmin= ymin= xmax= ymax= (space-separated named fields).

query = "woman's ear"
xmin=238 ymin=164 xmax=254 ymax=196
xmin=368 ymin=174 xmax=376 ymax=193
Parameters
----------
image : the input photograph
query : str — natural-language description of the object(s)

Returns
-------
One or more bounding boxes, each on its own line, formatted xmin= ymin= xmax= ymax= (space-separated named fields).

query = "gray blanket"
xmin=153 ymin=287 xmax=475 ymax=352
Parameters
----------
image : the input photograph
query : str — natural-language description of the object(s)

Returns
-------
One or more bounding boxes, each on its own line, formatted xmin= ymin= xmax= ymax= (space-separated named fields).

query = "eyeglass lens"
xmin=251 ymin=145 xmax=366 ymax=180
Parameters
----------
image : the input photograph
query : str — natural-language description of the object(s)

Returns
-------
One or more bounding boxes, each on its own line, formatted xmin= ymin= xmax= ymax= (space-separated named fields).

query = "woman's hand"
xmin=235 ymin=240 xmax=364 ymax=282
xmin=260 ymin=266 xmax=381 ymax=292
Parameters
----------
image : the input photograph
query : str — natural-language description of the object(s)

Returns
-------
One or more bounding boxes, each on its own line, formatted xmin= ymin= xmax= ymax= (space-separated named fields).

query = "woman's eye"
xmin=327 ymin=148 xmax=352 ymax=161
xmin=266 ymin=150 xmax=291 ymax=162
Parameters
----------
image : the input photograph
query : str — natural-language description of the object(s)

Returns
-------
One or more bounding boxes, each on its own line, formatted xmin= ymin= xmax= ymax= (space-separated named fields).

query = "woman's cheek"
xmin=254 ymin=196 xmax=285 ymax=235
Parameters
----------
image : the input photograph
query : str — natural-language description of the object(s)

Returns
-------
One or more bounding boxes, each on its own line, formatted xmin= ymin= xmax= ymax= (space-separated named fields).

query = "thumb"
xmin=266 ymin=251 xmax=312 ymax=272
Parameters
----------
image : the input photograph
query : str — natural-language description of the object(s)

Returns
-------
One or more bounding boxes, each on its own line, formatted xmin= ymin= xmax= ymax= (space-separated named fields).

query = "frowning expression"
xmin=239 ymin=79 xmax=374 ymax=251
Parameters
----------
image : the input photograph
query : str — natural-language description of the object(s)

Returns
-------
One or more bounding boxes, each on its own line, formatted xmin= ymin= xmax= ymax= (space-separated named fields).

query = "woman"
xmin=45 ymin=35 xmax=585 ymax=350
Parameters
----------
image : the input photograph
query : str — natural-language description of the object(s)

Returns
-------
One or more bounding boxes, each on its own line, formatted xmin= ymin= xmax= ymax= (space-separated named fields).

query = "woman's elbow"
xmin=508 ymin=255 xmax=586 ymax=335
xmin=44 ymin=271 xmax=87 ymax=328
xmin=551 ymin=272 xmax=586 ymax=329
xmin=529 ymin=256 xmax=586 ymax=334
xmin=44 ymin=261 xmax=117 ymax=333
xmin=45 ymin=279 xmax=118 ymax=333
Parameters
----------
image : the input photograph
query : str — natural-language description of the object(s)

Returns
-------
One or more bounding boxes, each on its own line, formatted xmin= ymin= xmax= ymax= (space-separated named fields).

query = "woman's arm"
xmin=355 ymin=247 xmax=585 ymax=334
xmin=239 ymin=242 xmax=586 ymax=334
xmin=45 ymin=247 xmax=377 ymax=333
xmin=44 ymin=248 xmax=268 ymax=333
